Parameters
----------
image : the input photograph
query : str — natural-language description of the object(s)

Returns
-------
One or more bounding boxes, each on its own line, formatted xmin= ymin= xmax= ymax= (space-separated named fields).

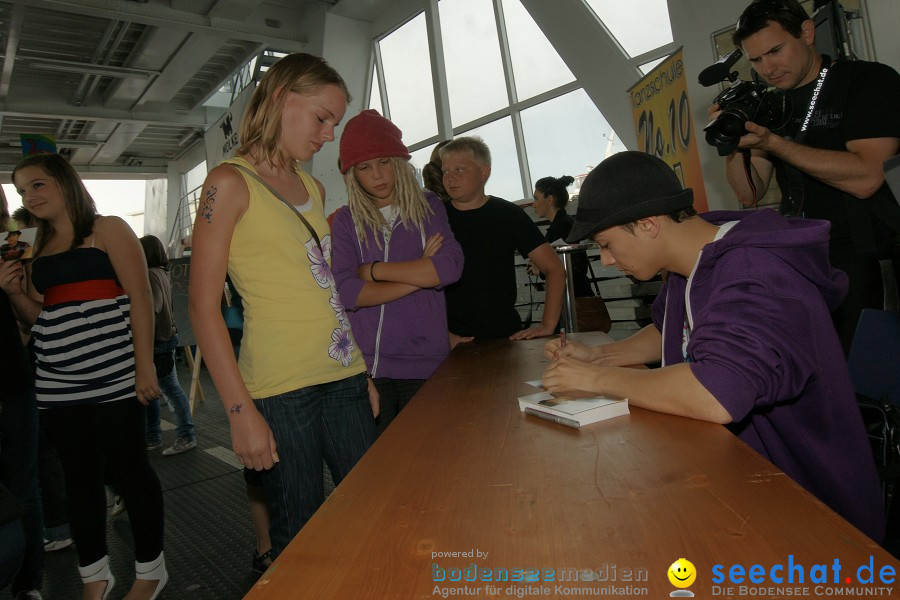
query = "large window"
xmin=378 ymin=13 xmax=437 ymax=143
xmin=371 ymin=0 xmax=673 ymax=202
xmin=439 ymin=0 xmax=508 ymax=127
xmin=368 ymin=64 xmax=383 ymax=113
xmin=521 ymin=89 xmax=626 ymax=190
xmin=584 ymin=0 xmax=673 ymax=58
xmin=502 ymin=0 xmax=575 ymax=101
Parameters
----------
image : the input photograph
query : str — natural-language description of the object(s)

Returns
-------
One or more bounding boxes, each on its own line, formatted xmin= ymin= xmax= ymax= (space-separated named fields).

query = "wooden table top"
xmin=245 ymin=333 xmax=899 ymax=599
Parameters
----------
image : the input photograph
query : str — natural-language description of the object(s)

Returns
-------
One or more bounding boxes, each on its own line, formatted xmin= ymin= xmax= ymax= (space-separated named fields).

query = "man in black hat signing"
xmin=542 ymin=150 xmax=884 ymax=542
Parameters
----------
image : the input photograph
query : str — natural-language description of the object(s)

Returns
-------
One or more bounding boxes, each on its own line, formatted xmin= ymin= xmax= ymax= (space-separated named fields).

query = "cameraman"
xmin=715 ymin=0 xmax=900 ymax=352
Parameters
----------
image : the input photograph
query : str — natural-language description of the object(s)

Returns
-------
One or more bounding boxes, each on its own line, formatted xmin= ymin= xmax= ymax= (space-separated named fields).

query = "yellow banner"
xmin=628 ymin=48 xmax=708 ymax=213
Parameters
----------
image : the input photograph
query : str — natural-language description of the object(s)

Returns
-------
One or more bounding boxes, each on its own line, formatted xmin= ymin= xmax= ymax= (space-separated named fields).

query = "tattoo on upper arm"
xmin=200 ymin=186 xmax=218 ymax=223
xmin=229 ymin=403 xmax=242 ymax=414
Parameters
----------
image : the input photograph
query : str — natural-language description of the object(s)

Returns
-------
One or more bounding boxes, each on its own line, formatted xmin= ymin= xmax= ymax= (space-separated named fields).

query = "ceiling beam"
xmin=0 ymin=99 xmax=211 ymax=128
xmin=0 ymin=3 xmax=24 ymax=97
xmin=7 ymin=0 xmax=309 ymax=51
xmin=0 ymin=2 xmax=25 ymax=132
xmin=0 ymin=161 xmax=168 ymax=175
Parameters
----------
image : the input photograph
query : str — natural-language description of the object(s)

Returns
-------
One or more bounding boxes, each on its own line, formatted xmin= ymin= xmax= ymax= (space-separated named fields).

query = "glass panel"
xmin=379 ymin=13 xmax=437 ymax=144
xmin=585 ymin=0 xmax=673 ymax=58
xmin=520 ymin=89 xmax=626 ymax=195
xmin=439 ymin=0 xmax=508 ymax=127
xmin=368 ymin=63 xmax=383 ymax=113
xmin=458 ymin=116 xmax=523 ymax=202
xmin=502 ymin=0 xmax=575 ymax=101
xmin=639 ymin=56 xmax=666 ymax=75
xmin=409 ymin=143 xmax=438 ymax=187
xmin=410 ymin=143 xmax=437 ymax=173
xmin=185 ymin=160 xmax=207 ymax=194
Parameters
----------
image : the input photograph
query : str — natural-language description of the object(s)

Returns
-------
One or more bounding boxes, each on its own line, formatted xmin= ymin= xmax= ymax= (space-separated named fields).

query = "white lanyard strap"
xmin=799 ymin=66 xmax=829 ymax=134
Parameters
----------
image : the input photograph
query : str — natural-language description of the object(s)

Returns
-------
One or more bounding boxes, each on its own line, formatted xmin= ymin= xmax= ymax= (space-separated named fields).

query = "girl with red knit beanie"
xmin=332 ymin=110 xmax=464 ymax=433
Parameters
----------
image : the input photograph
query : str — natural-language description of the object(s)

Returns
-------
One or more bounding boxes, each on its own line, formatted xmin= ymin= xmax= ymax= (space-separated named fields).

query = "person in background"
xmin=332 ymin=110 xmax=464 ymax=433
xmin=37 ymin=427 xmax=72 ymax=555
xmin=0 ymin=481 xmax=26 ymax=593
xmin=4 ymin=153 xmax=166 ymax=600
xmin=188 ymin=53 xmax=377 ymax=559
xmin=9 ymin=198 xmax=73 ymax=558
xmin=422 ymin=140 xmax=451 ymax=203
xmin=11 ymin=207 xmax=37 ymax=231
xmin=543 ymin=151 xmax=884 ymax=542
xmin=140 ymin=235 xmax=197 ymax=456
xmin=441 ymin=136 xmax=565 ymax=343
xmin=530 ymin=174 xmax=594 ymax=299
xmin=716 ymin=0 xmax=900 ymax=352
xmin=0 ymin=187 xmax=44 ymax=600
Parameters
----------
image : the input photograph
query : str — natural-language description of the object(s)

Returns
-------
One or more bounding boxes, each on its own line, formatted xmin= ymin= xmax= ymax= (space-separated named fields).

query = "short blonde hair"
xmin=439 ymin=136 xmax=491 ymax=166
xmin=238 ymin=53 xmax=351 ymax=169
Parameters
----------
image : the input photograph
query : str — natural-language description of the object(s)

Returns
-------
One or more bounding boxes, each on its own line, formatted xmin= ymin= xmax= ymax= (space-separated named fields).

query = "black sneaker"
xmin=252 ymin=548 xmax=275 ymax=574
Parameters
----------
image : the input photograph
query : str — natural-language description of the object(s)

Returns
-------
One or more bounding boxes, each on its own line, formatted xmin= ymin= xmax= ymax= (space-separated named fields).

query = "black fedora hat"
xmin=567 ymin=151 xmax=694 ymax=242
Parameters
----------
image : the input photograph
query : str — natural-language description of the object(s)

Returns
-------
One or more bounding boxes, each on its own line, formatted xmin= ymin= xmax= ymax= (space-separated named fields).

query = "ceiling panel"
xmin=0 ymin=0 xmax=365 ymax=175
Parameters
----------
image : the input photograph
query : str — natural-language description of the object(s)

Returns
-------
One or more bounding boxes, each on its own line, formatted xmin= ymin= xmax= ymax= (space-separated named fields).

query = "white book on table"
xmin=518 ymin=391 xmax=629 ymax=428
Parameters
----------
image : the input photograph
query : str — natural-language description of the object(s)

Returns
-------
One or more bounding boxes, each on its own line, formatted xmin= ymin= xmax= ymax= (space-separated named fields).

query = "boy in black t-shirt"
xmin=441 ymin=136 xmax=565 ymax=343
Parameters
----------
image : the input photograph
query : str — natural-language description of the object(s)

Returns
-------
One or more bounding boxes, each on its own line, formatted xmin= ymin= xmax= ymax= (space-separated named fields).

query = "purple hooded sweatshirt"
xmin=652 ymin=209 xmax=884 ymax=541
xmin=332 ymin=191 xmax=464 ymax=380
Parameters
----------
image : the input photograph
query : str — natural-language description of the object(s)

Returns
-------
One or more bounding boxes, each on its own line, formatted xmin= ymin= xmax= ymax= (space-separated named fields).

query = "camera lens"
xmin=704 ymin=108 xmax=751 ymax=156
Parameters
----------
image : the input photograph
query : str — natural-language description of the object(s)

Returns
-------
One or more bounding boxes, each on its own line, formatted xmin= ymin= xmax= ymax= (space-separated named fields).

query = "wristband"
xmin=370 ymin=260 xmax=380 ymax=282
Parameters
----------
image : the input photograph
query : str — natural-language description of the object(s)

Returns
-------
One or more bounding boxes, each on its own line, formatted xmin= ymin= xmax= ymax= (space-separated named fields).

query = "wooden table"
xmin=244 ymin=333 xmax=899 ymax=599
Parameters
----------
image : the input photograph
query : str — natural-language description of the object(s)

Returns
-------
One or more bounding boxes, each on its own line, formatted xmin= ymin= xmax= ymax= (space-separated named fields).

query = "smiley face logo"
xmin=667 ymin=558 xmax=696 ymax=588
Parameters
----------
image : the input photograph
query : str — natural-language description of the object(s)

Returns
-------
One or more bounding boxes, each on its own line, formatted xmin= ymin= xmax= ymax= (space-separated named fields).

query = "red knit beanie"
xmin=339 ymin=109 xmax=410 ymax=174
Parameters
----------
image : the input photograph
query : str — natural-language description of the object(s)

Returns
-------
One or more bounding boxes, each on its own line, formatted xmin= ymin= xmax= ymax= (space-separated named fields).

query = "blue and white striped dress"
xmin=31 ymin=247 xmax=136 ymax=408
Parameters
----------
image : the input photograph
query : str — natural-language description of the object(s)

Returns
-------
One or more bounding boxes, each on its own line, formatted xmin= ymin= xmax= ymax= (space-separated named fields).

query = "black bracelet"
xmin=370 ymin=260 xmax=380 ymax=282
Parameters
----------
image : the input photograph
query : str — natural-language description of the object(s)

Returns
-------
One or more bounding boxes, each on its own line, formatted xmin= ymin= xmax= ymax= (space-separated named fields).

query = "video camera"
xmin=699 ymin=48 xmax=790 ymax=156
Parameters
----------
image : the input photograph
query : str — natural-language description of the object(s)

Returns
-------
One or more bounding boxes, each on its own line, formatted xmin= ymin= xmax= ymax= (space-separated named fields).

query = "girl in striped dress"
xmin=4 ymin=153 xmax=167 ymax=600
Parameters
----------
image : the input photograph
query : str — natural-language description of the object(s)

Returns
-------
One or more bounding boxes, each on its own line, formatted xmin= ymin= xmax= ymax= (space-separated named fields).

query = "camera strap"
xmin=782 ymin=64 xmax=831 ymax=216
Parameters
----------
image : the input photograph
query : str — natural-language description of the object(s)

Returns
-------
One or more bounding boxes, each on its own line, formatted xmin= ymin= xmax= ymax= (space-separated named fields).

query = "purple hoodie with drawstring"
xmin=652 ymin=209 xmax=884 ymax=542
xmin=332 ymin=191 xmax=464 ymax=380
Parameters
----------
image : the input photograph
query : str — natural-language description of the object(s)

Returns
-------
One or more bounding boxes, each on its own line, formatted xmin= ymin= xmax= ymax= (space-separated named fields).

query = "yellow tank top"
xmin=224 ymin=157 xmax=364 ymax=398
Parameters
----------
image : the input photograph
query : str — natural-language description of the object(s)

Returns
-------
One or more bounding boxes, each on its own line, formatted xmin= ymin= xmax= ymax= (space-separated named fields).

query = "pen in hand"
xmin=556 ymin=328 xmax=566 ymax=358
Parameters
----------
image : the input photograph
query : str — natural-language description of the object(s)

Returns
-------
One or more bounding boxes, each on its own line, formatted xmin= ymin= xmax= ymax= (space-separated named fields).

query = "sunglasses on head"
xmin=736 ymin=0 xmax=809 ymax=31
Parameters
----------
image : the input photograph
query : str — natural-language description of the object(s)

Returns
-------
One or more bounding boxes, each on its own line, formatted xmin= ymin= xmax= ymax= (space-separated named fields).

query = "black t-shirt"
xmin=445 ymin=196 xmax=545 ymax=339
xmin=772 ymin=57 xmax=900 ymax=262
xmin=0 ymin=291 xmax=33 ymax=394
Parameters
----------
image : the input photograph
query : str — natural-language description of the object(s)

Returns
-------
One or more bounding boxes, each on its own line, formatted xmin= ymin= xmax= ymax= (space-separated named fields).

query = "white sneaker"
xmin=43 ymin=537 xmax=74 ymax=552
xmin=162 ymin=437 xmax=197 ymax=456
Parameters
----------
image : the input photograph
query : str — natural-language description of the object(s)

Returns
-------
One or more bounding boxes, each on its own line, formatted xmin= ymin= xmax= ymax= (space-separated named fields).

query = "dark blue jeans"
xmin=0 ymin=386 xmax=43 ymax=594
xmin=146 ymin=335 xmax=195 ymax=442
xmin=373 ymin=377 xmax=426 ymax=435
xmin=254 ymin=373 xmax=375 ymax=556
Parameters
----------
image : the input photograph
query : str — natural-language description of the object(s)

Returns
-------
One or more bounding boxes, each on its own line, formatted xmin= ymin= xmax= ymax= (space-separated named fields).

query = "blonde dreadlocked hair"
xmin=344 ymin=157 xmax=434 ymax=250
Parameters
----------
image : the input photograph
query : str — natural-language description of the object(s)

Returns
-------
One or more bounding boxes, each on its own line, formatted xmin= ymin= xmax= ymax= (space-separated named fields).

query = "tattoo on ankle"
xmin=229 ymin=404 xmax=242 ymax=414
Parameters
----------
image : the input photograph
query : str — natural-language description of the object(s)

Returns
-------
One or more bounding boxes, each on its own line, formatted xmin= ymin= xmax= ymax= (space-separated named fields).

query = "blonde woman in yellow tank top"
xmin=188 ymin=53 xmax=377 ymax=559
